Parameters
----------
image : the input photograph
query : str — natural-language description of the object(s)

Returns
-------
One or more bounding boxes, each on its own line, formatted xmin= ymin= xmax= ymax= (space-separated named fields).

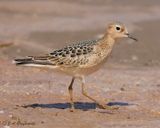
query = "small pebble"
xmin=41 ymin=121 xmax=44 ymax=124
xmin=9 ymin=114 xmax=13 ymax=118
xmin=131 ymin=55 xmax=138 ymax=61
xmin=156 ymin=84 xmax=160 ymax=87
xmin=3 ymin=126 xmax=10 ymax=128
xmin=0 ymin=110 xmax=4 ymax=114
xmin=127 ymin=116 xmax=131 ymax=119
xmin=120 ymin=87 xmax=125 ymax=91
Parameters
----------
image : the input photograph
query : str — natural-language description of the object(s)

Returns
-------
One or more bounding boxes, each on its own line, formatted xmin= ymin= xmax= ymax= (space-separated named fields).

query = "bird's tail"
xmin=13 ymin=56 xmax=55 ymax=68
xmin=14 ymin=58 xmax=33 ymax=65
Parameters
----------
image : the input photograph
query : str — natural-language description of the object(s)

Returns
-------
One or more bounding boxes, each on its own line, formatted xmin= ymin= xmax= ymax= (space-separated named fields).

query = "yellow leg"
xmin=79 ymin=76 xmax=118 ymax=110
xmin=68 ymin=77 xmax=75 ymax=111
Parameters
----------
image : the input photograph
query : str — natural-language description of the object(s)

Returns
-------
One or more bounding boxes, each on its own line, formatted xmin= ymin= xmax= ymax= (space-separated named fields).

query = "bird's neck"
xmin=97 ymin=34 xmax=116 ymax=50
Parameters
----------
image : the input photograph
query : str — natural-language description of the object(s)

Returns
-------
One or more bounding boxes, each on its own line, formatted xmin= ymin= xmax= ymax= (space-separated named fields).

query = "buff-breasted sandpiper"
xmin=14 ymin=22 xmax=137 ymax=111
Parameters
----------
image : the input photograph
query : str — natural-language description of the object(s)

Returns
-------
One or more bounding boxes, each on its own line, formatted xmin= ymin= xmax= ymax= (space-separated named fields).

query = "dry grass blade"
xmin=0 ymin=42 xmax=14 ymax=48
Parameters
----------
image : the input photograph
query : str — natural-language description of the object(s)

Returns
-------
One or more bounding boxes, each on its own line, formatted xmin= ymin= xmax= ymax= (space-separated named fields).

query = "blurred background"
xmin=0 ymin=2 xmax=160 ymax=127
xmin=0 ymin=0 xmax=160 ymax=67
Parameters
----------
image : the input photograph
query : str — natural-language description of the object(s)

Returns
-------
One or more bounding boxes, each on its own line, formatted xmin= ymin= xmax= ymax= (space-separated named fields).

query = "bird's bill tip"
xmin=125 ymin=33 xmax=138 ymax=41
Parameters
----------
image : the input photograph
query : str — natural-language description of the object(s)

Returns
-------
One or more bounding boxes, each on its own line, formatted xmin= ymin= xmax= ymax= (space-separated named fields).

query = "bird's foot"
xmin=69 ymin=104 xmax=75 ymax=112
xmin=69 ymin=108 xmax=74 ymax=112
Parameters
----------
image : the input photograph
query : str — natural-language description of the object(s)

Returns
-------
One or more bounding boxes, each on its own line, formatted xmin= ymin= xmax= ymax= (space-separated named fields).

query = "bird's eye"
xmin=116 ymin=26 xmax=121 ymax=31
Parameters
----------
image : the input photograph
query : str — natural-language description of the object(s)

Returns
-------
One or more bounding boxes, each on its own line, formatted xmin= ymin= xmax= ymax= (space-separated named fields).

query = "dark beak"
xmin=126 ymin=33 xmax=138 ymax=41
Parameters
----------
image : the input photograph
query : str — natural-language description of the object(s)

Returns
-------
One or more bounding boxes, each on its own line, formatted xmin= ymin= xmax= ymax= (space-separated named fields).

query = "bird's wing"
xmin=14 ymin=39 xmax=97 ymax=68
xmin=48 ymin=39 xmax=97 ymax=67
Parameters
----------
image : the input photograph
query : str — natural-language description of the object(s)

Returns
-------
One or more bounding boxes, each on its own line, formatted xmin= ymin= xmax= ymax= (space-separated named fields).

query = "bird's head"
xmin=106 ymin=22 xmax=137 ymax=41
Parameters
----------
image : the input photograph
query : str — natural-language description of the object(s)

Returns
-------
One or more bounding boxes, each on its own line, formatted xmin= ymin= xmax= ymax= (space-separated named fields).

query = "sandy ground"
xmin=0 ymin=0 xmax=160 ymax=128
xmin=0 ymin=60 xmax=160 ymax=128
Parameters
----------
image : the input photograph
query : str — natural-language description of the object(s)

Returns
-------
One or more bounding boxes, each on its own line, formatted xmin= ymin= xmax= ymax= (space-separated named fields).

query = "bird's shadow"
xmin=21 ymin=101 xmax=134 ymax=110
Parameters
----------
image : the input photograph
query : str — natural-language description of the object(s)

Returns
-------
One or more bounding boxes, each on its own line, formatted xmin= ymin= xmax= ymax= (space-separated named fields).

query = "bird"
xmin=14 ymin=22 xmax=137 ymax=111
